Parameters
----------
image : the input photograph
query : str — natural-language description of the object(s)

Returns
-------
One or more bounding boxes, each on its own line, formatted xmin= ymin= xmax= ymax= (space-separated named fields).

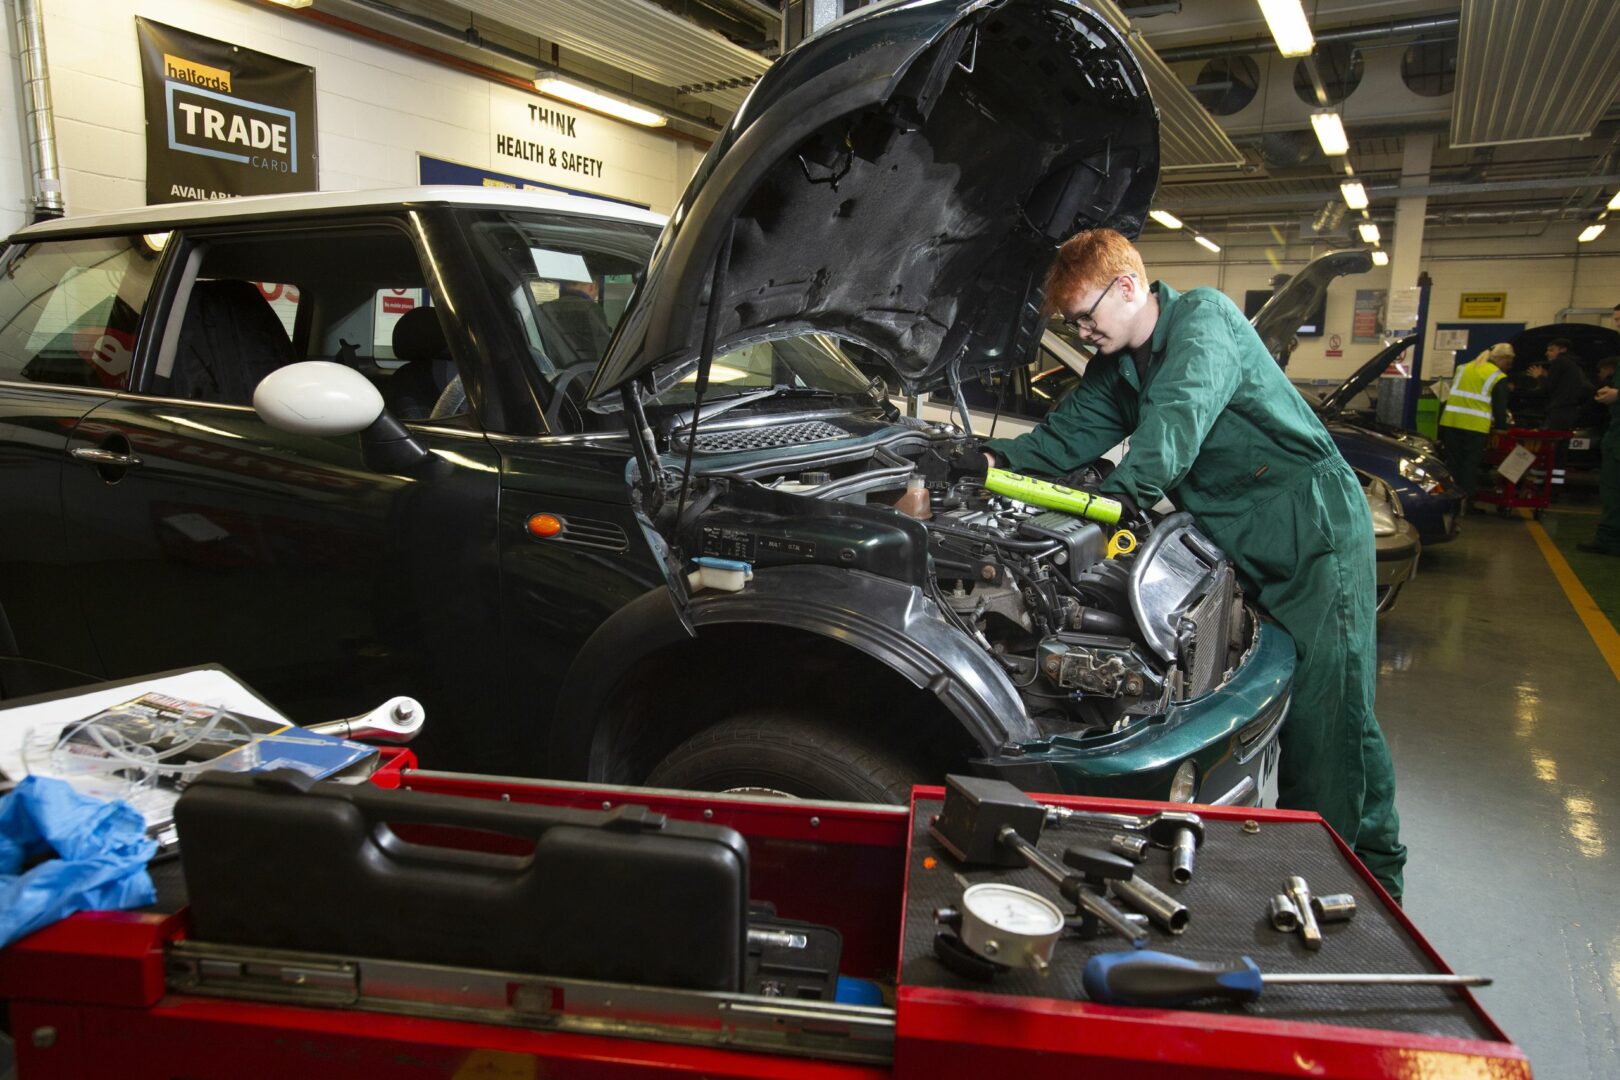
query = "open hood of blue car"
xmin=588 ymin=0 xmax=1160 ymax=401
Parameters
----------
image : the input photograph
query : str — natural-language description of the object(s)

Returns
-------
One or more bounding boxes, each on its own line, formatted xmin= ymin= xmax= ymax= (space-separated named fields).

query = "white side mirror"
xmin=254 ymin=361 xmax=385 ymax=436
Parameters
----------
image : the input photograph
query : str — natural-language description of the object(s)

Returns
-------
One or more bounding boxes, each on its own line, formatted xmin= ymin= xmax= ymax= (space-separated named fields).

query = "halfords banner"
xmin=136 ymin=18 xmax=318 ymax=204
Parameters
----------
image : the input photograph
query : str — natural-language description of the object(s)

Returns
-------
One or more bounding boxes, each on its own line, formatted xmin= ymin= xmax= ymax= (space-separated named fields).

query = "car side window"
xmin=148 ymin=225 xmax=456 ymax=415
xmin=0 ymin=236 xmax=161 ymax=391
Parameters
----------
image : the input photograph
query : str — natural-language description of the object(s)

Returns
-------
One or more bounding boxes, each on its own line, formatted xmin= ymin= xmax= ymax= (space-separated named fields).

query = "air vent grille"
xmin=555 ymin=518 xmax=630 ymax=553
xmin=680 ymin=422 xmax=847 ymax=454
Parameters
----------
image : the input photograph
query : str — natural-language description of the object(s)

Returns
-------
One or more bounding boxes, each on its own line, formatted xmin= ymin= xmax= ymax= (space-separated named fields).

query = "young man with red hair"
xmin=980 ymin=228 xmax=1407 ymax=900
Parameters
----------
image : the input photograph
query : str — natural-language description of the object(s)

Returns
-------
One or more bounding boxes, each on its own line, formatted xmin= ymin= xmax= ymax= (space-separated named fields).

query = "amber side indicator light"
xmin=527 ymin=513 xmax=565 ymax=538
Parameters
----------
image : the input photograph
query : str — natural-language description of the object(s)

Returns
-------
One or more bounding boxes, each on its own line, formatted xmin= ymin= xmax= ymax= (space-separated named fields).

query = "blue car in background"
xmin=1303 ymin=337 xmax=1462 ymax=546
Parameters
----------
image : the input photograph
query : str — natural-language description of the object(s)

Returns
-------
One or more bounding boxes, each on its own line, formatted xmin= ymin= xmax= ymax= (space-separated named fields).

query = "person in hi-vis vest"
xmin=1438 ymin=343 xmax=1514 ymax=505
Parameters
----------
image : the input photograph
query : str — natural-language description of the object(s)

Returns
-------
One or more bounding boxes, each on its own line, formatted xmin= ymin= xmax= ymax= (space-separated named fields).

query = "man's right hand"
xmin=1597 ymin=386 xmax=1618 ymax=406
xmin=945 ymin=440 xmax=995 ymax=481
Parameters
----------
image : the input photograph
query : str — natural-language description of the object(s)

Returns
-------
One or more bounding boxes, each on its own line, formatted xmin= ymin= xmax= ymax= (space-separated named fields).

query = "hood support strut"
xmin=672 ymin=219 xmax=738 ymax=532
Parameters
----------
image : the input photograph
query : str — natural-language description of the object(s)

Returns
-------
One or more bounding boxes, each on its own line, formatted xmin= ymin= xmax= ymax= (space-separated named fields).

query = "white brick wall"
xmin=0 ymin=0 xmax=692 ymax=226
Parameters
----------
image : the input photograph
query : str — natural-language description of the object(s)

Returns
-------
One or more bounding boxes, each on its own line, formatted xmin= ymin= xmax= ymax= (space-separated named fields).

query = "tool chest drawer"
xmin=896 ymin=787 xmax=1527 ymax=1078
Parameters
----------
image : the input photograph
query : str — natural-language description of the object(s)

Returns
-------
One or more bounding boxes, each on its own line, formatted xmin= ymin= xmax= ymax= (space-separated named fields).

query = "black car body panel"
xmin=0 ymin=2 xmax=1292 ymax=807
xmin=589 ymin=0 xmax=1159 ymax=400
xmin=1250 ymin=249 xmax=1374 ymax=363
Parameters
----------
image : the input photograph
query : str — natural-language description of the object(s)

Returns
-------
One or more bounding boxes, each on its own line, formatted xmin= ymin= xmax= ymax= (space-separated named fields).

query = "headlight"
xmin=1368 ymin=500 xmax=1398 ymax=537
xmin=1363 ymin=475 xmax=1402 ymax=536
xmin=1398 ymin=457 xmax=1447 ymax=494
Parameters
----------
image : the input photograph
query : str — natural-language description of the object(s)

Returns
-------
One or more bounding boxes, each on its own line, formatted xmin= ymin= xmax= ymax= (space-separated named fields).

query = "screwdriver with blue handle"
xmin=1083 ymin=950 xmax=1492 ymax=1007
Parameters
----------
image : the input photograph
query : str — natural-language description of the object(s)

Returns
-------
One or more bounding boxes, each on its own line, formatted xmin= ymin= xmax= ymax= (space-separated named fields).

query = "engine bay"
xmin=661 ymin=427 xmax=1255 ymax=736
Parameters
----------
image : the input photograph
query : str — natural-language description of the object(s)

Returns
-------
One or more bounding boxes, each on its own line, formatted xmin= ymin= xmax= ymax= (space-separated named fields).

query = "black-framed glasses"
xmin=1062 ymin=275 xmax=1123 ymax=332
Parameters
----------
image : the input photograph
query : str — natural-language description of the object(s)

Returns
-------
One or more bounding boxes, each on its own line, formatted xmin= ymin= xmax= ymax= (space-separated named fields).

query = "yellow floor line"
xmin=1527 ymin=520 xmax=1620 ymax=685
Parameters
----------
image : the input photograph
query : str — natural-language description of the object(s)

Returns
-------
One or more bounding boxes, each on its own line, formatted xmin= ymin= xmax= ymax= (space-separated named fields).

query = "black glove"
xmin=948 ymin=440 xmax=996 ymax=482
xmin=1110 ymin=488 xmax=1150 ymax=530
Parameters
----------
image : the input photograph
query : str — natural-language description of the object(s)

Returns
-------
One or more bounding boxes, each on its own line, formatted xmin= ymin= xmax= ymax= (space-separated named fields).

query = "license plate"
xmin=1258 ymin=739 xmax=1281 ymax=809
xmin=1571 ymin=437 xmax=1590 ymax=450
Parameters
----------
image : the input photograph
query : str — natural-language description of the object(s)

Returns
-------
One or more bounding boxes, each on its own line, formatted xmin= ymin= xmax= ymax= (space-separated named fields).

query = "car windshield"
xmin=648 ymin=333 xmax=876 ymax=407
xmin=467 ymin=209 xmax=661 ymax=380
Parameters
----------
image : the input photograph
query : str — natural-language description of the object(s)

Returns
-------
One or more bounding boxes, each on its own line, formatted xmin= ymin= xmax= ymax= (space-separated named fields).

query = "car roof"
xmin=8 ymin=185 xmax=668 ymax=243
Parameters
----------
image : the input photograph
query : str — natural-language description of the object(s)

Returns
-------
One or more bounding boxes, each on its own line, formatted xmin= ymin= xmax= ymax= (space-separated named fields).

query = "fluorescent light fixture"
xmin=266 ymin=0 xmax=314 ymax=7
xmin=1310 ymin=112 xmax=1349 ymax=156
xmin=1578 ymin=223 xmax=1606 ymax=243
xmin=1149 ymin=209 xmax=1183 ymax=229
xmin=1358 ymin=221 xmax=1381 ymax=244
xmin=1608 ymin=190 xmax=1620 ymax=210
xmin=1371 ymin=250 xmax=1389 ymax=266
xmin=535 ymin=77 xmax=666 ymax=127
xmin=1194 ymin=235 xmax=1221 ymax=253
xmin=1258 ymin=0 xmax=1315 ymax=57
xmin=1339 ymin=181 xmax=1368 ymax=210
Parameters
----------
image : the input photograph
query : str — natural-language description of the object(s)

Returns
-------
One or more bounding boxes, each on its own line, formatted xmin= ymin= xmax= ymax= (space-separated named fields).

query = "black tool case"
xmin=174 ymin=770 xmax=751 ymax=991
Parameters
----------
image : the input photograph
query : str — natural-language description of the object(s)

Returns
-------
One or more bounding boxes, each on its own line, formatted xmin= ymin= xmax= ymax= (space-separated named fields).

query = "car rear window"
xmin=0 ymin=236 xmax=162 ymax=391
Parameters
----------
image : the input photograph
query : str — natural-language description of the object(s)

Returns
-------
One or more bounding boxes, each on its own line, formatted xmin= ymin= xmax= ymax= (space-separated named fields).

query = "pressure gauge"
xmin=957 ymin=882 xmax=1066 ymax=974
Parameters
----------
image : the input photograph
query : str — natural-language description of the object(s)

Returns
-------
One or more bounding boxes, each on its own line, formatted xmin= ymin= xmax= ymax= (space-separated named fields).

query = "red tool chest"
xmin=0 ymin=758 xmax=1530 ymax=1079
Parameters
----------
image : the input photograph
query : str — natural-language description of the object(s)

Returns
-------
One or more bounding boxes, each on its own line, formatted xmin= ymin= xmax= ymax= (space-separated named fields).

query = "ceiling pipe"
xmin=1157 ymin=13 xmax=1460 ymax=63
xmin=13 ymin=0 xmax=65 ymax=220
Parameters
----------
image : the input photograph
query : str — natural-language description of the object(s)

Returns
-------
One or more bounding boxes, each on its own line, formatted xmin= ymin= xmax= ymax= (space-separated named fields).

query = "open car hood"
xmin=1251 ymin=249 xmax=1373 ymax=362
xmin=588 ymin=0 xmax=1159 ymax=401
xmin=1316 ymin=336 xmax=1414 ymax=415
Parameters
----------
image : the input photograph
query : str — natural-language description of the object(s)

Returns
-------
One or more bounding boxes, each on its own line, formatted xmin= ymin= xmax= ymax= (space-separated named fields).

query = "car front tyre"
xmin=644 ymin=709 xmax=935 ymax=804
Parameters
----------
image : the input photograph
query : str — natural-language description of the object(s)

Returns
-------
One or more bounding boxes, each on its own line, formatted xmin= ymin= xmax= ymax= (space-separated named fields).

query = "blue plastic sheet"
xmin=0 ymin=775 xmax=156 ymax=948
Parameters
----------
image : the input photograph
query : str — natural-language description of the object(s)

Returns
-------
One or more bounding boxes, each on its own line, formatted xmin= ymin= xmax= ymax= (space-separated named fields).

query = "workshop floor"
xmin=1378 ymin=507 xmax=1620 ymax=1078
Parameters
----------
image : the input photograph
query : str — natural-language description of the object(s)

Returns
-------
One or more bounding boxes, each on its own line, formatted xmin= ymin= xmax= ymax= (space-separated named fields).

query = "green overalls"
xmin=986 ymin=282 xmax=1407 ymax=899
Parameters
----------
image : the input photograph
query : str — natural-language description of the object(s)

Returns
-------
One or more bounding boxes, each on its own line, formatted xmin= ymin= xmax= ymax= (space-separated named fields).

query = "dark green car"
xmin=0 ymin=0 xmax=1288 ymax=805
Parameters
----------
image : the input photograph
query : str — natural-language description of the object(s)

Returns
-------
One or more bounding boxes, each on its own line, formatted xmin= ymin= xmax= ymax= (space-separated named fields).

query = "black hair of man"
xmin=1548 ymin=337 xmax=1574 ymax=352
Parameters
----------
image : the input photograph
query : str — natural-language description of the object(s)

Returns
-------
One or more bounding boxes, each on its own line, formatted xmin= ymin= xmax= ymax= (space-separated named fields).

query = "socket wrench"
xmin=1110 ymin=875 xmax=1190 ymax=935
xmin=306 ymin=696 xmax=425 ymax=743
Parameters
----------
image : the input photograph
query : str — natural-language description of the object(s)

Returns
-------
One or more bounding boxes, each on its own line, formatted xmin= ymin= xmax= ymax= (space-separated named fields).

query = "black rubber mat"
xmin=901 ymin=797 xmax=1500 ymax=1040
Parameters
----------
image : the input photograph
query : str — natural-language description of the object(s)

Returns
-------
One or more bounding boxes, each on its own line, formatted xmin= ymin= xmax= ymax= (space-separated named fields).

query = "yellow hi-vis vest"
xmin=1439 ymin=358 xmax=1503 ymax=433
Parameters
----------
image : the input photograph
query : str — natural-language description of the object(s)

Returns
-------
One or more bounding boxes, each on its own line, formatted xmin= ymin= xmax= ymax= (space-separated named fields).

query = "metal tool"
xmin=1286 ymin=876 xmax=1323 ymax=950
xmin=306 ymin=696 xmax=424 ymax=743
xmin=1042 ymin=806 xmax=1204 ymax=851
xmin=928 ymin=777 xmax=1145 ymax=948
xmin=1168 ymin=825 xmax=1201 ymax=884
xmin=999 ymin=830 xmax=1146 ymax=947
xmin=1311 ymin=893 xmax=1358 ymax=923
xmin=1268 ymin=893 xmax=1301 ymax=932
xmin=1110 ymin=874 xmax=1190 ymax=934
xmin=936 ymin=883 xmax=1067 ymax=976
xmin=1109 ymin=833 xmax=1149 ymax=861
xmin=1082 ymin=949 xmax=1491 ymax=1007
xmin=1068 ymin=912 xmax=1149 ymax=936
xmin=747 ymin=929 xmax=808 ymax=950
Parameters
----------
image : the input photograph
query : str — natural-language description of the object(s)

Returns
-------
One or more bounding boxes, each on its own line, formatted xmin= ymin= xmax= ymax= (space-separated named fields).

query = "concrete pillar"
xmin=1389 ymin=133 xmax=1432 ymax=295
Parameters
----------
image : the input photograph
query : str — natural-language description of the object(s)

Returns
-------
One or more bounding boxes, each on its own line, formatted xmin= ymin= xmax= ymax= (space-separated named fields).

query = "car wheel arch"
xmin=549 ymin=566 xmax=1041 ymax=784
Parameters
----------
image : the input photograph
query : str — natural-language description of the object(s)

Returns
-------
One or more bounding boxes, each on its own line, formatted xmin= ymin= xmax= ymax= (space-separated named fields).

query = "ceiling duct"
xmin=1089 ymin=0 xmax=1244 ymax=171
xmin=1166 ymin=42 xmax=1452 ymax=141
xmin=1451 ymin=0 xmax=1620 ymax=147
xmin=1157 ymin=14 xmax=1460 ymax=63
xmin=459 ymin=0 xmax=772 ymax=112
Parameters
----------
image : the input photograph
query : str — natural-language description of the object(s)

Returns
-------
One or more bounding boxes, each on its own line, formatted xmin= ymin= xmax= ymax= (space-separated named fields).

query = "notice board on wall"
xmin=136 ymin=18 xmax=318 ymax=204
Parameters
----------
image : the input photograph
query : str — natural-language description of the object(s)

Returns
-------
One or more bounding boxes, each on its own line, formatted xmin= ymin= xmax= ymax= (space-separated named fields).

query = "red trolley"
xmin=1474 ymin=427 xmax=1573 ymax=518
